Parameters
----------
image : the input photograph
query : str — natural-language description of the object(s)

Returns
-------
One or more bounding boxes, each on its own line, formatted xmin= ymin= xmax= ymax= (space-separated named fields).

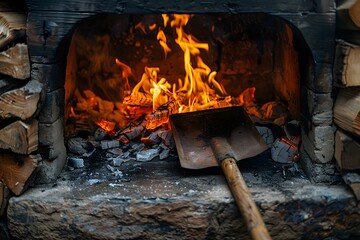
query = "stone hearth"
xmin=7 ymin=152 xmax=360 ymax=239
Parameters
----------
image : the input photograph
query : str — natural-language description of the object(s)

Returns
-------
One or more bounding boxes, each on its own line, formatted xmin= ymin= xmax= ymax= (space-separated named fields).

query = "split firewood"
xmin=0 ymin=12 xmax=26 ymax=49
xmin=0 ymin=181 xmax=10 ymax=217
xmin=0 ymin=43 xmax=30 ymax=79
xmin=334 ymin=87 xmax=360 ymax=137
xmin=0 ymin=79 xmax=42 ymax=120
xmin=115 ymin=120 xmax=146 ymax=144
xmin=145 ymin=108 xmax=171 ymax=130
xmin=335 ymin=129 xmax=360 ymax=170
xmin=334 ymin=40 xmax=360 ymax=87
xmin=0 ymin=119 xmax=38 ymax=154
xmin=0 ymin=153 xmax=42 ymax=195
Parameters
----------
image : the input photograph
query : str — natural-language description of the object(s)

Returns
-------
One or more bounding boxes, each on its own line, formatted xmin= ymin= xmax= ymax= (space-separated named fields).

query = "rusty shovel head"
xmin=170 ymin=106 xmax=268 ymax=169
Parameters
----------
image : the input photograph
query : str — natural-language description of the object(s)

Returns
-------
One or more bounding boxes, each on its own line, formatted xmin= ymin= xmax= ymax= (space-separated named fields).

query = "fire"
xmin=71 ymin=14 xmax=261 ymax=134
xmin=121 ymin=14 xmax=230 ymax=118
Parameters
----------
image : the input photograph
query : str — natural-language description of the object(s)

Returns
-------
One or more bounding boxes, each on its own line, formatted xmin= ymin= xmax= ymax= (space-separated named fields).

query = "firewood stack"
xmin=334 ymin=0 xmax=360 ymax=200
xmin=0 ymin=1 xmax=42 ymax=216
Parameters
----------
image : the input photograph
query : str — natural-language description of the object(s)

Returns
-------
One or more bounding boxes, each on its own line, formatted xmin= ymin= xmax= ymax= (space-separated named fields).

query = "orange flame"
xmin=121 ymin=14 xmax=229 ymax=114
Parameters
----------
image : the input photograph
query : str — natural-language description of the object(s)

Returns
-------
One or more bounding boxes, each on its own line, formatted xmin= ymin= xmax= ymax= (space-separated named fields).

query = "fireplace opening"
xmin=62 ymin=13 xmax=310 ymax=167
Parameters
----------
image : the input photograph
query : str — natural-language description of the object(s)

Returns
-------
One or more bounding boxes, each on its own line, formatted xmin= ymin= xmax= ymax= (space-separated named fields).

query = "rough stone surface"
xmin=7 ymin=151 xmax=360 ymax=240
xmin=37 ymin=118 xmax=67 ymax=183
xmin=299 ymin=146 xmax=341 ymax=183
xmin=301 ymin=126 xmax=335 ymax=164
xmin=301 ymin=87 xmax=333 ymax=126
xmin=38 ymin=89 xmax=65 ymax=123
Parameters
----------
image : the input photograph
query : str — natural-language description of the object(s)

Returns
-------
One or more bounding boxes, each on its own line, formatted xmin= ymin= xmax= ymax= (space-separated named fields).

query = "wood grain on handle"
xmin=221 ymin=158 xmax=272 ymax=240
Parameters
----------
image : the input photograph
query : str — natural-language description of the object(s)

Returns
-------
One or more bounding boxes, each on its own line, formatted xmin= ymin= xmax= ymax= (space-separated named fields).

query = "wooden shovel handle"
xmin=221 ymin=158 xmax=272 ymax=240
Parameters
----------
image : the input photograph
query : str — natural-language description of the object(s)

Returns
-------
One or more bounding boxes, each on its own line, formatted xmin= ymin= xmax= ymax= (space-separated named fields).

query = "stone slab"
xmin=7 ymin=151 xmax=360 ymax=239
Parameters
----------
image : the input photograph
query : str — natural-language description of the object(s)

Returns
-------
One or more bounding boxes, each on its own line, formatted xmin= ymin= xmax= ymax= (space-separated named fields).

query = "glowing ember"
xmin=96 ymin=119 xmax=116 ymax=132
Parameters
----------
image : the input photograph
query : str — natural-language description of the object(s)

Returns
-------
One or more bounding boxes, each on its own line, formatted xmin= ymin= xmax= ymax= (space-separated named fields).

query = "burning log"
xmin=0 ymin=80 xmax=42 ymax=120
xmin=145 ymin=108 xmax=171 ymax=130
xmin=0 ymin=119 xmax=38 ymax=154
xmin=0 ymin=153 xmax=42 ymax=195
xmin=123 ymin=92 xmax=153 ymax=107
xmin=115 ymin=120 xmax=146 ymax=144
xmin=271 ymin=138 xmax=298 ymax=163
xmin=270 ymin=120 xmax=300 ymax=163
xmin=157 ymin=129 xmax=174 ymax=149
xmin=0 ymin=43 xmax=30 ymax=79
xmin=141 ymin=131 xmax=161 ymax=145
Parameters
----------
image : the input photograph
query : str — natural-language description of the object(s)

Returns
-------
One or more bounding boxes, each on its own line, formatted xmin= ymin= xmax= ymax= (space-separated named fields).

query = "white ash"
xmin=67 ymin=156 xmax=84 ymax=169
xmin=107 ymin=148 xmax=123 ymax=156
xmin=131 ymin=142 xmax=146 ymax=151
xmin=67 ymin=137 xmax=95 ymax=157
xmin=109 ymin=155 xmax=130 ymax=167
xmin=106 ymin=164 xmax=123 ymax=178
xmin=88 ymin=179 xmax=102 ymax=185
xmin=159 ymin=148 xmax=170 ymax=160
xmin=101 ymin=140 xmax=120 ymax=149
xmin=136 ymin=148 xmax=160 ymax=162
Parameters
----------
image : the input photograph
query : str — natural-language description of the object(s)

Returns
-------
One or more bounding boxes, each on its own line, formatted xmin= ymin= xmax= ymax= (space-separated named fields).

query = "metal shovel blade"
xmin=170 ymin=106 xmax=268 ymax=169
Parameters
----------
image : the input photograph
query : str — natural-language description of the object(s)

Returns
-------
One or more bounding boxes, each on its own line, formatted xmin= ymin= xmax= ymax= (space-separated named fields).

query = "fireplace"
xmin=23 ymin=1 xmax=337 ymax=183
xmin=4 ymin=0 xmax=360 ymax=239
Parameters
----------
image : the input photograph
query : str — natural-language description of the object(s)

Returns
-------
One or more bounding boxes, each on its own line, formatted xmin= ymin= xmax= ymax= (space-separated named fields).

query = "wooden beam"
xmin=0 ymin=79 xmax=42 ymax=120
xmin=0 ymin=153 xmax=42 ymax=196
xmin=0 ymin=43 xmax=30 ymax=79
xmin=0 ymin=119 xmax=38 ymax=154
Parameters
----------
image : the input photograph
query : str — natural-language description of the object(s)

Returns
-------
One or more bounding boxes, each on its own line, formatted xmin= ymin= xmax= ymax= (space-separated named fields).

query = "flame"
xmin=157 ymin=30 xmax=171 ymax=58
xmin=123 ymin=14 xmax=229 ymax=115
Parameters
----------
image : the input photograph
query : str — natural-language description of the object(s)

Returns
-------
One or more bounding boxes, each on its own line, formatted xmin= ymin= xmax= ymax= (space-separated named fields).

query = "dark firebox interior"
xmin=64 ymin=13 xmax=312 ymax=128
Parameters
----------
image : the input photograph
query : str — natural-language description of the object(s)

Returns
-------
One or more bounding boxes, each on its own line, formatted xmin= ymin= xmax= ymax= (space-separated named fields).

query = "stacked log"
xmin=334 ymin=0 xmax=360 ymax=200
xmin=0 ymin=2 xmax=42 ymax=217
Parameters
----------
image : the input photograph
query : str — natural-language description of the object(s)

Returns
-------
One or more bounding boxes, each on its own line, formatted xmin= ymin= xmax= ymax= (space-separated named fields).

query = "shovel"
xmin=169 ymin=106 xmax=271 ymax=240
